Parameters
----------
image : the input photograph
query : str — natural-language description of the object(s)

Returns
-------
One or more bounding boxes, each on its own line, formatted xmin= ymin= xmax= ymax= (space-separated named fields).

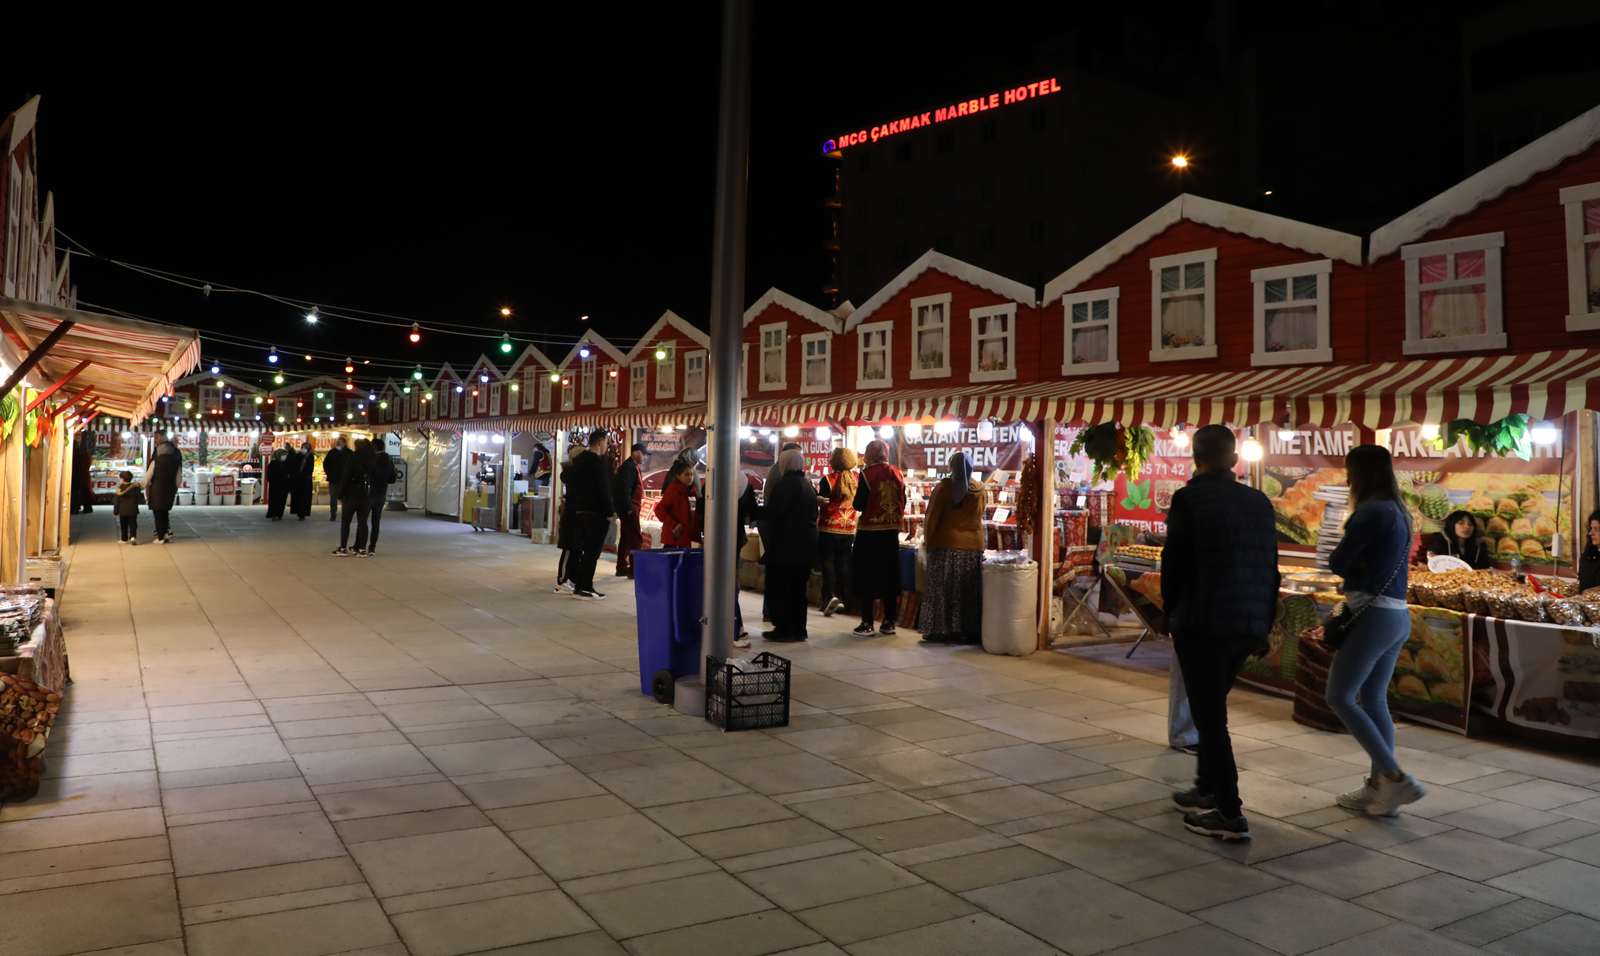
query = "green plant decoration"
xmin=1069 ymin=422 xmax=1156 ymax=484
xmin=1121 ymin=478 xmax=1153 ymax=511
xmin=1439 ymin=414 xmax=1532 ymax=461
xmin=0 ymin=392 xmax=16 ymax=442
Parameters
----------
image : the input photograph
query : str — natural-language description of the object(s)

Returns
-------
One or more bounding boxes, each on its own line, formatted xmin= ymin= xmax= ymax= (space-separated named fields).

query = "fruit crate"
xmin=705 ymin=652 xmax=790 ymax=732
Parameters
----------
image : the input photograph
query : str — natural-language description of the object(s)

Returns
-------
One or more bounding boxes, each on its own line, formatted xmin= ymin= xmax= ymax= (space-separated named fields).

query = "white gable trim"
xmin=742 ymin=288 xmax=845 ymax=333
xmin=1371 ymin=103 xmax=1600 ymax=262
xmin=558 ymin=329 xmax=629 ymax=368
xmin=843 ymin=250 xmax=1035 ymax=332
xmin=624 ymin=309 xmax=710 ymax=362
xmin=509 ymin=343 xmax=558 ymax=374
xmin=467 ymin=357 xmax=505 ymax=381
xmin=1043 ymin=194 xmax=1363 ymax=305
xmin=6 ymin=96 xmax=39 ymax=155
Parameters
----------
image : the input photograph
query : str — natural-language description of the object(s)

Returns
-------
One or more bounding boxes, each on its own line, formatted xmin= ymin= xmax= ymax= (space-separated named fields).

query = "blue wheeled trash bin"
xmin=633 ymin=548 xmax=705 ymax=697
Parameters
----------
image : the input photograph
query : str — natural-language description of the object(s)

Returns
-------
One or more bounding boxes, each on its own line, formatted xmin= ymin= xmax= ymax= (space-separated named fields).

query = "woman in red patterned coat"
xmin=816 ymin=447 xmax=859 ymax=616
xmin=851 ymin=439 xmax=906 ymax=635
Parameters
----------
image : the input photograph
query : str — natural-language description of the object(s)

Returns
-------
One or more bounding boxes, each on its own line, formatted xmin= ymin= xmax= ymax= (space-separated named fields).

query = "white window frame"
xmin=601 ymin=366 xmax=619 ymax=407
xmin=856 ymin=319 xmax=894 ymax=389
xmin=909 ymin=292 xmax=952 ymax=380
xmin=561 ymin=375 xmax=575 ymax=411
xmin=969 ymin=304 xmax=1017 ymax=382
xmin=1061 ymin=287 xmax=1120 ymax=376
xmin=759 ymin=322 xmax=788 ymax=391
xmin=580 ymin=360 xmax=596 ymax=405
xmin=1401 ymin=232 xmax=1506 ymax=355
xmin=521 ymin=369 xmax=536 ymax=410
xmin=489 ymin=381 xmax=502 ymax=414
xmin=3 ymin=161 xmax=19 ymax=299
xmin=449 ymin=387 xmax=461 ymax=419
xmin=538 ymin=374 xmax=552 ymax=413
xmin=740 ymin=343 xmax=748 ymax=397
xmin=630 ymin=361 xmax=648 ymax=407
xmin=1562 ymin=182 xmax=1600 ymax=331
xmin=683 ymin=350 xmax=707 ymax=402
xmin=1149 ymin=248 xmax=1218 ymax=362
xmin=1250 ymin=259 xmax=1333 ymax=366
xmin=655 ymin=342 xmax=676 ymax=398
xmin=475 ymin=379 xmax=488 ymax=413
xmin=798 ymin=332 xmax=832 ymax=394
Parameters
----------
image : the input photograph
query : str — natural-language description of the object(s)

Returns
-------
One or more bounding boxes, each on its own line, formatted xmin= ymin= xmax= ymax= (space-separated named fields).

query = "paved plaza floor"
xmin=9 ymin=507 xmax=1600 ymax=955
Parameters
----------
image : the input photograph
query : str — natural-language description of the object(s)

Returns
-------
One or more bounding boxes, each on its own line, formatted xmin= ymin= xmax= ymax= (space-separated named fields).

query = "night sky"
xmin=5 ymin=2 xmax=1586 ymax=396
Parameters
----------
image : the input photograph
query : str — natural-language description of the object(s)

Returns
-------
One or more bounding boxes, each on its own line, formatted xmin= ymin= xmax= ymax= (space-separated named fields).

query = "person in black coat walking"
xmin=752 ymin=448 xmax=819 ymax=642
xmin=1161 ymin=425 xmax=1280 ymax=842
xmin=366 ymin=443 xmax=396 ymax=554
xmin=142 ymin=430 xmax=184 ymax=543
xmin=332 ymin=439 xmax=377 ymax=555
xmin=323 ymin=436 xmax=352 ymax=521
xmin=289 ymin=441 xmax=315 ymax=520
xmin=564 ymin=429 xmax=616 ymax=598
xmin=265 ymin=449 xmax=291 ymax=520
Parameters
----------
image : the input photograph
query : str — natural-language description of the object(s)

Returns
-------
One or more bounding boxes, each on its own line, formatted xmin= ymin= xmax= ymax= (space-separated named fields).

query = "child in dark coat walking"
xmin=114 ymin=471 xmax=145 ymax=545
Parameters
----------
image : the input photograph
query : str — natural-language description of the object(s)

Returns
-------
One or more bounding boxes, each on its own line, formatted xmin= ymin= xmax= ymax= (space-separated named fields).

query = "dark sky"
xmin=5 ymin=2 xmax=1585 ymax=396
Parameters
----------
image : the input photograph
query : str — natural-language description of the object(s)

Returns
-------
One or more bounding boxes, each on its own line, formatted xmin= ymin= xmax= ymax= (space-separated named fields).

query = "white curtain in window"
xmin=1160 ymin=295 xmax=1205 ymax=347
xmin=1072 ymin=326 xmax=1108 ymax=364
xmin=1587 ymin=241 xmax=1600 ymax=311
xmin=864 ymin=348 xmax=886 ymax=379
xmin=916 ymin=328 xmax=944 ymax=367
xmin=1422 ymin=288 xmax=1486 ymax=338
xmin=1265 ymin=305 xmax=1317 ymax=352
xmin=763 ymin=349 xmax=782 ymax=383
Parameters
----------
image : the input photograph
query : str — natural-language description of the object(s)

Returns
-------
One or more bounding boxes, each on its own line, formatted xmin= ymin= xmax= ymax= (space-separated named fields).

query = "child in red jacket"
xmin=654 ymin=461 xmax=698 ymax=546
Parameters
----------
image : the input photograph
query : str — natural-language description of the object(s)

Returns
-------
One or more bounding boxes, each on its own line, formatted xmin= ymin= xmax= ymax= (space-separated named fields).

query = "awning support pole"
xmin=701 ymin=0 xmax=752 ymax=683
xmin=48 ymin=387 xmax=95 ymax=419
xmin=0 ymin=320 xmax=75 ymax=404
xmin=24 ymin=360 xmax=90 ymax=413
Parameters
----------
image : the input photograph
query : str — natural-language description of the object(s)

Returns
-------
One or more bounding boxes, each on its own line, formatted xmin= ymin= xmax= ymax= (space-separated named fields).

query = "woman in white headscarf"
xmin=752 ymin=448 xmax=818 ymax=641
xmin=918 ymin=451 xmax=988 ymax=644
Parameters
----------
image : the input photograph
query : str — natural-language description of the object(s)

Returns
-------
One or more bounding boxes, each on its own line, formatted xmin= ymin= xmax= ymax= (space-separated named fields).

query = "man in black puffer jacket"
xmin=1161 ymin=424 xmax=1280 ymax=843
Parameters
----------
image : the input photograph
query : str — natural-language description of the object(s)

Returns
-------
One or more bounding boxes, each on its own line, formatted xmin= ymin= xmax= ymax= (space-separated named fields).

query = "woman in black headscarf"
xmin=1423 ymin=510 xmax=1491 ymax=569
xmin=917 ymin=452 xmax=989 ymax=644
xmin=1579 ymin=510 xmax=1600 ymax=593
xmin=289 ymin=440 xmax=315 ymax=520
xmin=265 ymin=449 xmax=291 ymax=520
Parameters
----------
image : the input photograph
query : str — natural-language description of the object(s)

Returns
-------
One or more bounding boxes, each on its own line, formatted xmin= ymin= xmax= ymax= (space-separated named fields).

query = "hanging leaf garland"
xmin=1068 ymin=422 xmax=1156 ymax=484
xmin=0 ymin=392 xmax=16 ymax=443
xmin=1439 ymin=414 xmax=1532 ymax=461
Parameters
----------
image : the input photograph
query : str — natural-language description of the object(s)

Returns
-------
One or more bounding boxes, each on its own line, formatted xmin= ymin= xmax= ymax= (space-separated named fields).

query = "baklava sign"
xmin=1265 ymin=425 xmax=1574 ymax=565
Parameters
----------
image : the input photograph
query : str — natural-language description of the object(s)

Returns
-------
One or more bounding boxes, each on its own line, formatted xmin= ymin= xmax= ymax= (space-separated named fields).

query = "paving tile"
xmin=317 ymin=780 xmax=470 ymax=821
xmin=1258 ymin=841 xmax=1434 ymax=899
xmin=928 ymin=785 xmax=1075 ymax=825
xmin=293 ymin=744 xmax=436 ymax=786
xmin=1488 ymin=858 xmax=1600 ymax=920
xmin=1312 ymin=811 xmax=1452 ymax=850
xmin=789 ymin=789 xmax=940 ymax=829
xmin=1016 ymin=817 xmax=1216 ymax=884
xmin=349 ymin=826 xmax=540 ymax=897
xmin=952 ymin=744 xmax=1103 ymax=785
xmin=0 ymin=806 xmax=166 ymax=853
xmin=0 ymin=769 xmax=161 ymax=821
xmin=964 ymin=869 xmax=1196 ymax=954
xmin=1506 ymin=817 xmax=1600 ymax=851
xmin=1384 ymin=829 xmax=1555 ymax=881
xmin=1435 ymin=800 xmax=1568 ymax=839
xmin=971 ymin=711 xmax=1104 ymax=743
xmin=1436 ymin=898 xmax=1568 ymax=947
xmin=390 ymin=890 xmax=598 ymax=956
xmin=154 ymin=733 xmax=291 ymax=773
xmin=684 ymin=818 xmax=841 ymax=861
xmin=187 ymin=898 xmax=399 ymax=956
xmin=908 ymin=845 xmax=1069 ymax=893
xmin=1124 ymin=858 xmax=1289 ymax=912
xmin=457 ymin=766 xmax=608 ymax=809
xmin=161 ymin=777 xmax=315 ymax=817
xmin=1195 ymin=884 xmax=1392 ymax=955
xmin=1303 ymin=922 xmax=1491 ymax=956
xmin=643 ymin=792 xmax=797 ymax=836
xmin=168 ymin=811 xmax=347 ymax=876
xmin=716 ymin=754 xmax=872 ymax=795
xmin=842 ymin=913 xmax=1061 ymax=956
xmin=0 ymin=874 xmax=180 ymax=956
xmin=586 ymin=760 xmax=749 ymax=808
xmin=1096 ymin=924 xmax=1277 ymax=955
xmin=794 ymin=883 xmax=978 ymax=945
xmin=509 ymin=813 xmax=698 ymax=880
xmin=1483 ymin=912 xmax=1600 ymax=955
xmin=1350 ymin=870 xmax=1515 ymax=929
xmin=417 ymin=736 xmax=562 ymax=776
xmin=176 ymin=856 xmax=367 ymax=907
xmin=573 ymin=870 xmax=773 ymax=938
xmin=838 ymin=749 xmax=996 ymax=790
xmin=737 ymin=849 xmax=922 ymax=910
xmin=1481 ymin=779 xmax=1599 ymax=811
xmin=780 ymin=724 xmax=922 ymax=759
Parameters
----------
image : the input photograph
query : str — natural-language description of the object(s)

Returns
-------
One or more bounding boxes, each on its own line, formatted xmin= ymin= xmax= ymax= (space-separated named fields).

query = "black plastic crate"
xmin=705 ymin=651 xmax=790 ymax=731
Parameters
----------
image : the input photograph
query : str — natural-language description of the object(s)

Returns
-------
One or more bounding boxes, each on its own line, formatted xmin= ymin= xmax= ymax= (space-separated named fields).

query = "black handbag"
xmin=1324 ymin=554 xmax=1405 ymax=651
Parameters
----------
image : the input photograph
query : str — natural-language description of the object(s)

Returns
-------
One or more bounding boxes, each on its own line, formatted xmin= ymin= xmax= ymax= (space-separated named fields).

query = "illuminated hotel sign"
xmin=823 ymin=77 xmax=1061 ymax=154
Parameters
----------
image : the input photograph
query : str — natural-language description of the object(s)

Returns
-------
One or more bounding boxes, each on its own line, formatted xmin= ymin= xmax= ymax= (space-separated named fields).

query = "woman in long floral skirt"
xmin=918 ymin=451 xmax=987 ymax=644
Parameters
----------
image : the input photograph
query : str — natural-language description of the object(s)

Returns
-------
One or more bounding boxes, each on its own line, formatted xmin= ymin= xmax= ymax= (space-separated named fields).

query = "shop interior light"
xmin=1532 ymin=420 xmax=1559 ymax=444
xmin=1021 ymin=427 xmax=1036 ymax=445
xmin=1242 ymin=436 xmax=1264 ymax=462
xmin=1420 ymin=423 xmax=1440 ymax=441
xmin=268 ymin=347 xmax=279 ymax=363
xmin=903 ymin=422 xmax=924 ymax=440
xmin=783 ymin=425 xmax=800 ymax=438
xmin=491 ymin=434 xmax=505 ymax=444
xmin=877 ymin=425 xmax=894 ymax=440
xmin=977 ymin=420 xmax=994 ymax=441
xmin=815 ymin=426 xmax=831 ymax=442
xmin=1277 ymin=419 xmax=1296 ymax=442
xmin=409 ymin=322 xmax=421 ymax=343
xmin=1172 ymin=424 xmax=1189 ymax=448
xmin=758 ymin=428 xmax=772 ymax=437
xmin=738 ymin=426 xmax=752 ymax=440
xmin=934 ymin=419 xmax=959 ymax=435
xmin=660 ymin=425 xmax=674 ymax=435
xmin=675 ymin=424 xmax=687 ymax=430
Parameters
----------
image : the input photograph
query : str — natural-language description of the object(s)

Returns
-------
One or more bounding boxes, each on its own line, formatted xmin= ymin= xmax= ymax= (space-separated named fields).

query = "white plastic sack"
xmin=982 ymin=559 xmax=1038 ymax=657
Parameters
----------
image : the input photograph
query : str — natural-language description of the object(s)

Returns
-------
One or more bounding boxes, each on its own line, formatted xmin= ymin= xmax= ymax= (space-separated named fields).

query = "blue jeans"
xmin=1325 ymin=606 xmax=1410 ymax=776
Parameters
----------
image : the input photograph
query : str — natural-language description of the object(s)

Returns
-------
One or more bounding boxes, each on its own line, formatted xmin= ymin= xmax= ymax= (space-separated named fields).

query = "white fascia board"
xmin=6 ymin=96 xmax=39 ymax=155
xmin=626 ymin=310 xmax=711 ymax=362
xmin=1042 ymin=194 xmax=1362 ymax=306
xmin=742 ymin=288 xmax=845 ymax=333
xmin=559 ymin=329 xmax=629 ymax=368
xmin=1370 ymin=103 xmax=1600 ymax=261
xmin=843 ymin=250 xmax=1034 ymax=332
xmin=510 ymin=343 xmax=557 ymax=373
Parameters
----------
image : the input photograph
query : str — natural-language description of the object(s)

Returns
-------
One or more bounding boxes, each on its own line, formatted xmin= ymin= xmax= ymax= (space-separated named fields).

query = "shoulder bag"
xmin=1323 ymin=552 xmax=1405 ymax=652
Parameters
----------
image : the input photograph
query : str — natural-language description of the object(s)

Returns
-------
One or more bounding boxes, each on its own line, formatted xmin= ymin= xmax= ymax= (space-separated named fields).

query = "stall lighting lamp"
xmin=660 ymin=426 xmax=674 ymax=434
xmin=579 ymin=346 xmax=590 ymax=359
xmin=816 ymin=427 xmax=831 ymax=442
xmin=878 ymin=425 xmax=894 ymax=440
xmin=1277 ymin=420 xmax=1296 ymax=442
xmin=1172 ymin=424 xmax=1190 ymax=448
xmin=738 ymin=426 xmax=752 ymax=439
xmin=211 ymin=365 xmax=220 ymax=374
xmin=783 ymin=425 xmax=800 ymax=438
xmin=1420 ymin=423 xmax=1440 ymax=441
xmin=268 ymin=347 xmax=279 ymax=363
xmin=1242 ymin=437 xmax=1264 ymax=462
xmin=608 ymin=369 xmax=617 ymax=378
xmin=933 ymin=420 xmax=959 ymax=435
xmin=1531 ymin=421 xmax=1559 ymax=444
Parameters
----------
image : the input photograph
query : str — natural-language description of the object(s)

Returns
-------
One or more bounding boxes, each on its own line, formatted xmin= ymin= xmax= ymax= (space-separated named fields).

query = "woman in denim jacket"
xmin=1326 ymin=445 xmax=1427 ymax=817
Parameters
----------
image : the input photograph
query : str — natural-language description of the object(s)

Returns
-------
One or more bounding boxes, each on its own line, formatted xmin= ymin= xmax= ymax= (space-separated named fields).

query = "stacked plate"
xmin=1313 ymin=485 xmax=1349 ymax=571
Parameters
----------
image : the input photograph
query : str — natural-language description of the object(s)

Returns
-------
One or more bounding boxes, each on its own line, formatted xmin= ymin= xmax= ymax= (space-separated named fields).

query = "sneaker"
xmin=1172 ymin=789 xmax=1217 ymax=813
xmin=354 ymin=549 xmax=368 ymax=558
xmin=732 ymin=637 xmax=752 ymax=649
xmin=130 ymin=538 xmax=139 ymax=546
xmin=1367 ymin=773 xmax=1427 ymax=817
xmin=155 ymin=536 xmax=167 ymax=545
xmin=590 ymin=590 xmax=606 ymax=599
xmin=879 ymin=623 xmax=895 ymax=635
xmin=823 ymin=597 xmax=842 ymax=617
xmin=118 ymin=539 xmax=127 ymax=545
xmin=1172 ymin=743 xmax=1200 ymax=756
xmin=852 ymin=623 xmax=876 ymax=635
xmin=1183 ymin=808 xmax=1251 ymax=841
xmin=332 ymin=548 xmax=349 ymax=556
xmin=366 ymin=547 xmax=376 ymax=556
xmin=571 ymin=590 xmax=597 ymax=600
xmin=1336 ymin=779 xmax=1380 ymax=813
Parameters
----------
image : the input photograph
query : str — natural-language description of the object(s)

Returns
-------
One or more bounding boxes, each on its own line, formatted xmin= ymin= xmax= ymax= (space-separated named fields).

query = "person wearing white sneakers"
xmin=1326 ymin=444 xmax=1427 ymax=817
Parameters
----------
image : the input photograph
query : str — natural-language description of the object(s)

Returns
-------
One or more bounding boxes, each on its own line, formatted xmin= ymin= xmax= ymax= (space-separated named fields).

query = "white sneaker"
xmin=1336 ymin=779 xmax=1379 ymax=812
xmin=1368 ymin=773 xmax=1427 ymax=817
xmin=130 ymin=538 xmax=139 ymax=546
xmin=823 ymin=597 xmax=842 ymax=617
xmin=118 ymin=539 xmax=127 ymax=545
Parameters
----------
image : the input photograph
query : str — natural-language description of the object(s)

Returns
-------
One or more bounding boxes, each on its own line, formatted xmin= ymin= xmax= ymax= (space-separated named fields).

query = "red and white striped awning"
xmin=384 ymin=350 xmax=1600 ymax=434
xmin=1 ymin=298 xmax=201 ymax=424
